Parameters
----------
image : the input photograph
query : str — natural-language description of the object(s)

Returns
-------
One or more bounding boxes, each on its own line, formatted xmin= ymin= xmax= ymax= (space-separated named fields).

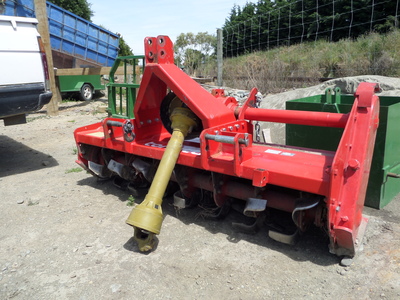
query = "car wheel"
xmin=80 ymin=84 xmax=93 ymax=101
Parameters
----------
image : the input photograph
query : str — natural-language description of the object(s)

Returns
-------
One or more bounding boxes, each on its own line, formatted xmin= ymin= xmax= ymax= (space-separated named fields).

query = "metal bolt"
xmin=348 ymin=159 xmax=360 ymax=170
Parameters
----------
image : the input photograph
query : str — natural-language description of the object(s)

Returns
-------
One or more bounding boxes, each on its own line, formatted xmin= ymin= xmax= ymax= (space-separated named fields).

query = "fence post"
xmin=34 ymin=0 xmax=60 ymax=116
xmin=217 ymin=28 xmax=223 ymax=87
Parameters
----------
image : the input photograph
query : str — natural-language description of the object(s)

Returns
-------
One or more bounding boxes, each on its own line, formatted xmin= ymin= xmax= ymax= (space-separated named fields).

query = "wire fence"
xmin=223 ymin=0 xmax=399 ymax=56
xmin=221 ymin=0 xmax=400 ymax=92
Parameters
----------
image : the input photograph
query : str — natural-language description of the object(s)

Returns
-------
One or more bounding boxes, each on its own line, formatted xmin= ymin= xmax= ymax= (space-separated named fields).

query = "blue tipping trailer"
xmin=46 ymin=1 xmax=119 ymax=68
xmin=0 ymin=0 xmax=35 ymax=17
xmin=2 ymin=0 xmax=119 ymax=67
xmin=1 ymin=0 xmax=120 ymax=100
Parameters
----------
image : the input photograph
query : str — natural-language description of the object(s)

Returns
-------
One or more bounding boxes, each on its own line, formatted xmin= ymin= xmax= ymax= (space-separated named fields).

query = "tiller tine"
xmin=232 ymin=198 xmax=267 ymax=234
xmin=268 ymin=229 xmax=299 ymax=246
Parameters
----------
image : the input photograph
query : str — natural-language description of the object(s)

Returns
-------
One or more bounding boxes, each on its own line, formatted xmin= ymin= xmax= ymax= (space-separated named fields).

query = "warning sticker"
xmin=281 ymin=152 xmax=295 ymax=156
xmin=265 ymin=149 xmax=282 ymax=155
xmin=265 ymin=149 xmax=295 ymax=156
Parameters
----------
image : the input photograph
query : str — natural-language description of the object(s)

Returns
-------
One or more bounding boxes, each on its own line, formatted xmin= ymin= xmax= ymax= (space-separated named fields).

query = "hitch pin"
xmin=205 ymin=133 xmax=248 ymax=146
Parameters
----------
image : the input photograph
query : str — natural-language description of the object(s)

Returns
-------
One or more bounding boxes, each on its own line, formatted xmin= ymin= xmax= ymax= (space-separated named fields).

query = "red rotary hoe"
xmin=74 ymin=36 xmax=380 ymax=257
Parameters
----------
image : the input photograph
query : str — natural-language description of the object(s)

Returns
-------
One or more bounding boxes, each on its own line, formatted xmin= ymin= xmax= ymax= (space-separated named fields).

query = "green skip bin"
xmin=286 ymin=87 xmax=400 ymax=209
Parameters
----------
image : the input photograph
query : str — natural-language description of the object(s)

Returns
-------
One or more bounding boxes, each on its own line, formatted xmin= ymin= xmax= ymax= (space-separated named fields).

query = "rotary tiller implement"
xmin=74 ymin=36 xmax=380 ymax=256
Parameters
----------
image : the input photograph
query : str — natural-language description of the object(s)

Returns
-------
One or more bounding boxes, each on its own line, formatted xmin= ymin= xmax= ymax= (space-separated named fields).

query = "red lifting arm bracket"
xmin=134 ymin=36 xmax=236 ymax=131
xmin=144 ymin=36 xmax=174 ymax=64
xmin=328 ymin=82 xmax=380 ymax=256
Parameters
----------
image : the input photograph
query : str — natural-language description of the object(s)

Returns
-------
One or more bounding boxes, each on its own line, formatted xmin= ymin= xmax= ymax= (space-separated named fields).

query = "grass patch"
xmin=62 ymin=98 xmax=77 ymax=103
xmin=65 ymin=167 xmax=83 ymax=174
xmin=91 ymin=106 xmax=107 ymax=115
xmin=27 ymin=115 xmax=50 ymax=123
xmin=71 ymin=147 xmax=78 ymax=155
xmin=126 ymin=195 xmax=136 ymax=207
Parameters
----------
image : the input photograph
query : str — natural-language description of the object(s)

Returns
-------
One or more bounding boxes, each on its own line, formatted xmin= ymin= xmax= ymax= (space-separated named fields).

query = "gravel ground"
xmin=0 ymin=98 xmax=399 ymax=300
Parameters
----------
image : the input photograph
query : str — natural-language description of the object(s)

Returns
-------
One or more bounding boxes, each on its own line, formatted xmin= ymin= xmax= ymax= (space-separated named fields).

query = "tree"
xmin=118 ymin=36 xmax=133 ymax=57
xmin=47 ymin=0 xmax=93 ymax=21
xmin=174 ymin=32 xmax=216 ymax=75
xmin=184 ymin=49 xmax=204 ymax=72
xmin=174 ymin=32 xmax=195 ymax=68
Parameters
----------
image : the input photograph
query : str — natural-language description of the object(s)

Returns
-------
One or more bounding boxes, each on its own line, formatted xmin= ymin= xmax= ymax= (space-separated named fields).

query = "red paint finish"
xmin=74 ymin=36 xmax=380 ymax=256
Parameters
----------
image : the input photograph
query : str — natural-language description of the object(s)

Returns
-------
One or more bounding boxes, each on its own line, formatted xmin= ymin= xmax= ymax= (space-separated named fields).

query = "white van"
xmin=0 ymin=15 xmax=52 ymax=125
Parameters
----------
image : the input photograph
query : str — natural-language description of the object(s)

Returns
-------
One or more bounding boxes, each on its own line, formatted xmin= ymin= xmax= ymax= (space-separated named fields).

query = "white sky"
xmin=91 ymin=0 xmax=250 ymax=55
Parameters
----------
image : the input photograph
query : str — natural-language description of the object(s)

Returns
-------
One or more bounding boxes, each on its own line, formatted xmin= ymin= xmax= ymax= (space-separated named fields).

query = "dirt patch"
xmin=1 ymin=98 xmax=400 ymax=299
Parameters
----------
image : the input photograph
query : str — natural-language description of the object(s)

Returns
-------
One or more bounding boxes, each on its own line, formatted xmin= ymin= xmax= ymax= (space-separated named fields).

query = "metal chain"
xmin=255 ymin=123 xmax=261 ymax=143
xmin=254 ymin=94 xmax=262 ymax=143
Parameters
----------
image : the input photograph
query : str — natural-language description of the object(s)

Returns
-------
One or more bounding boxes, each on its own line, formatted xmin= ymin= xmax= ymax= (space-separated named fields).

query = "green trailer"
xmin=286 ymin=87 xmax=400 ymax=209
xmin=57 ymin=74 xmax=104 ymax=101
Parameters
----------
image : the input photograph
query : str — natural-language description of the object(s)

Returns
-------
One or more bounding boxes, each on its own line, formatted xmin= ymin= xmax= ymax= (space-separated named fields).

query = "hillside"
xmin=220 ymin=29 xmax=400 ymax=94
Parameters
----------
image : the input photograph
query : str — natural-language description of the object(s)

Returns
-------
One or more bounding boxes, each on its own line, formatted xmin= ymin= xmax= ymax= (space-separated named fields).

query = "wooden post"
xmin=34 ymin=0 xmax=60 ymax=116
xmin=217 ymin=28 xmax=223 ymax=87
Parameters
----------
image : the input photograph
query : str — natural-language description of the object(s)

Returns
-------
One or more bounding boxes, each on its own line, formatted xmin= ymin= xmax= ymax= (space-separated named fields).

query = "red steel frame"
xmin=74 ymin=36 xmax=380 ymax=256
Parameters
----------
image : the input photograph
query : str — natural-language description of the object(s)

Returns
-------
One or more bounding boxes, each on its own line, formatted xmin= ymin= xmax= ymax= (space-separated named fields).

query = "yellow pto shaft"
xmin=126 ymin=107 xmax=198 ymax=251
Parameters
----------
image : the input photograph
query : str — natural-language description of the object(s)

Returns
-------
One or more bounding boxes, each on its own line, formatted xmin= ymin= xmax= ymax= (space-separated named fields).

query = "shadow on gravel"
xmin=31 ymin=96 xmax=108 ymax=115
xmin=162 ymin=199 xmax=338 ymax=267
xmin=76 ymin=175 xmax=339 ymax=267
xmin=77 ymin=176 xmax=133 ymax=202
xmin=0 ymin=135 xmax=58 ymax=177
xmin=58 ymin=96 xmax=108 ymax=112
xmin=123 ymin=236 xmax=160 ymax=254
